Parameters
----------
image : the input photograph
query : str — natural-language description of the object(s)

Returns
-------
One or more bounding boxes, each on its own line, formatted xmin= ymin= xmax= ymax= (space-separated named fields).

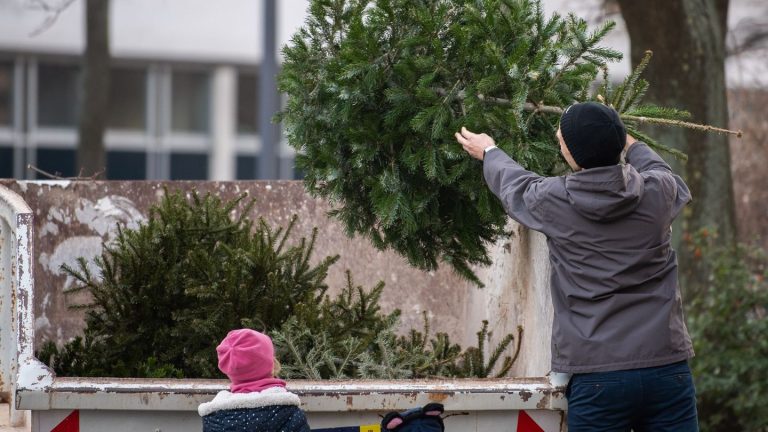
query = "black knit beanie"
xmin=559 ymin=102 xmax=626 ymax=169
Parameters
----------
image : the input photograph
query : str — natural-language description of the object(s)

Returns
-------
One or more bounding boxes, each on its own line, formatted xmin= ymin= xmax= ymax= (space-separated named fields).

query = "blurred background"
xmin=0 ymin=0 xmax=765 ymax=245
xmin=0 ymin=0 xmax=310 ymax=181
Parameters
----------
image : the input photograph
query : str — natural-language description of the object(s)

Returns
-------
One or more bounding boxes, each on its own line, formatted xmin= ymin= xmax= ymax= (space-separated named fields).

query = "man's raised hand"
xmin=455 ymin=127 xmax=495 ymax=161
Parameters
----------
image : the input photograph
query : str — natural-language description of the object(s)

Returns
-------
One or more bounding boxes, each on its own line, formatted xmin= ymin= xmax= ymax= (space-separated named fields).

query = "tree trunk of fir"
xmin=77 ymin=0 xmax=111 ymax=178
xmin=617 ymin=0 xmax=736 ymax=292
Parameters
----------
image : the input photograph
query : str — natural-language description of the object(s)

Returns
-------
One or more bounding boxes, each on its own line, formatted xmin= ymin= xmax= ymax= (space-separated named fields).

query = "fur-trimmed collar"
xmin=198 ymin=387 xmax=301 ymax=417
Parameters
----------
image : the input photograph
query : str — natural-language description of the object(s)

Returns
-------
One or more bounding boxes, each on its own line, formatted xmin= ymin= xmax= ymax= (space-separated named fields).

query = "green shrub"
xmin=686 ymin=230 xmax=768 ymax=432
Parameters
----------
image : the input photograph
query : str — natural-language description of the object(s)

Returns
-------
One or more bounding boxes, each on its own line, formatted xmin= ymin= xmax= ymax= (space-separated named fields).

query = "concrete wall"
xmin=0 ymin=180 xmax=554 ymax=377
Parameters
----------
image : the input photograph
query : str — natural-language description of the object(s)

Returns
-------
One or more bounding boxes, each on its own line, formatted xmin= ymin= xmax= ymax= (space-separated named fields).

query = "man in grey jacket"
xmin=456 ymin=102 xmax=698 ymax=431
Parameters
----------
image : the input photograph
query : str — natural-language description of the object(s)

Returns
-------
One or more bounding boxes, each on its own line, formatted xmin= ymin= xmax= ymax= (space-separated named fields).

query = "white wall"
xmin=0 ymin=0 xmax=311 ymax=64
xmin=0 ymin=0 xmax=763 ymax=85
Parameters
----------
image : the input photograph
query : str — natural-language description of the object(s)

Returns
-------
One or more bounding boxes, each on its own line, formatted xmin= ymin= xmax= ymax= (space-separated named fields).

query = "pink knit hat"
xmin=216 ymin=329 xmax=286 ymax=393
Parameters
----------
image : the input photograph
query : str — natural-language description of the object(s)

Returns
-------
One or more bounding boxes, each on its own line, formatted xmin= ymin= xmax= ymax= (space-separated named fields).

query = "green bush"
xmin=686 ymin=230 xmax=768 ymax=432
xmin=38 ymin=190 xmax=521 ymax=380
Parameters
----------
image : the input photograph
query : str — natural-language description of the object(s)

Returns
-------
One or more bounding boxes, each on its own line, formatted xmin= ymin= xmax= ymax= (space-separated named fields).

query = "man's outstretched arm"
xmin=455 ymin=127 xmax=549 ymax=232
xmin=624 ymin=134 xmax=692 ymax=220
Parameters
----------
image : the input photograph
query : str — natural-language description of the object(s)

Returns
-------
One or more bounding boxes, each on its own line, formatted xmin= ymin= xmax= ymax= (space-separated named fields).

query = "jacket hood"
xmin=565 ymin=164 xmax=644 ymax=222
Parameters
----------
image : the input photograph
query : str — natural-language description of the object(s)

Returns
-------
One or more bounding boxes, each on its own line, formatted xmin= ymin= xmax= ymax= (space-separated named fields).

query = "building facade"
xmin=0 ymin=0 xmax=764 ymax=180
xmin=0 ymin=0 xmax=309 ymax=180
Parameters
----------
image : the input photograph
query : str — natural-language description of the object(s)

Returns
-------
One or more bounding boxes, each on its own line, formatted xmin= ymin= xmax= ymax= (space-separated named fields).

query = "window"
xmin=171 ymin=71 xmax=209 ymax=133
xmin=293 ymin=166 xmax=304 ymax=180
xmin=0 ymin=62 xmax=12 ymax=127
xmin=107 ymin=151 xmax=146 ymax=179
xmin=170 ymin=152 xmax=208 ymax=179
xmin=36 ymin=148 xmax=76 ymax=178
xmin=108 ymin=68 xmax=146 ymax=130
xmin=237 ymin=72 xmax=258 ymax=134
xmin=236 ymin=154 xmax=259 ymax=179
xmin=38 ymin=64 xmax=81 ymax=128
xmin=0 ymin=147 xmax=12 ymax=178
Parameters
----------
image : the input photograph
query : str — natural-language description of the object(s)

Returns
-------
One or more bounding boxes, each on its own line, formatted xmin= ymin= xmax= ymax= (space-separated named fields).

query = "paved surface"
xmin=0 ymin=404 xmax=29 ymax=432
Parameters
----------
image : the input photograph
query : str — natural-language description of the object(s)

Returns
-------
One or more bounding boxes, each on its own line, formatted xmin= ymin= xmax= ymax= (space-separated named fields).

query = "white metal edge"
xmin=0 ymin=184 xmax=53 ymax=427
xmin=16 ymin=379 xmax=566 ymax=412
xmin=1 ymin=185 xmax=58 ymax=389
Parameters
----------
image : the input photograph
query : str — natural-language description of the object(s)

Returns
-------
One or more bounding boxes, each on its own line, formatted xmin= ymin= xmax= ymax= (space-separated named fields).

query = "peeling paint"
xmin=40 ymin=221 xmax=59 ymax=237
xmin=74 ymin=196 xmax=144 ymax=236
xmin=34 ymin=290 xmax=52 ymax=331
xmin=519 ymin=390 xmax=533 ymax=402
xmin=34 ymin=315 xmax=50 ymax=332
xmin=428 ymin=393 xmax=450 ymax=403
xmin=37 ymin=180 xmax=73 ymax=189
xmin=46 ymin=236 xmax=103 ymax=290
xmin=16 ymin=359 xmax=53 ymax=392
xmin=536 ymin=393 xmax=550 ymax=409
xmin=48 ymin=207 xmax=71 ymax=225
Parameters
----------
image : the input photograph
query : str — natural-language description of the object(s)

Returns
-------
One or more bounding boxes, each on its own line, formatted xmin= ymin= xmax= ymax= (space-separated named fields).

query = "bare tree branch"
xmin=26 ymin=0 xmax=77 ymax=37
xmin=435 ymin=88 xmax=744 ymax=137
xmin=27 ymin=164 xmax=104 ymax=180
xmin=727 ymin=19 xmax=768 ymax=56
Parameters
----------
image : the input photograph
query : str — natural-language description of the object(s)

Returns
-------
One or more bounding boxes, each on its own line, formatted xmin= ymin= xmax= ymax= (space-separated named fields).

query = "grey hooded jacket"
xmin=483 ymin=142 xmax=694 ymax=373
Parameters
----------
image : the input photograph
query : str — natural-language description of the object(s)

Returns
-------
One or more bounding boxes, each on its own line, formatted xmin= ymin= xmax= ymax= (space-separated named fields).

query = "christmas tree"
xmin=39 ymin=190 xmax=520 ymax=379
xmin=278 ymin=0 xmax=735 ymax=284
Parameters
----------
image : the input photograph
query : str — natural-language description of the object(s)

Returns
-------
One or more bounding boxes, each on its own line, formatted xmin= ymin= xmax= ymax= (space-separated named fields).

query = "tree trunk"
xmin=617 ymin=0 xmax=736 ymax=291
xmin=77 ymin=0 xmax=110 ymax=177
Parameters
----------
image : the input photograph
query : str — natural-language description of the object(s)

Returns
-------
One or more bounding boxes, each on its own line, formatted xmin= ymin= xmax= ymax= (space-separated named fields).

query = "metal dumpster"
xmin=0 ymin=181 xmax=567 ymax=431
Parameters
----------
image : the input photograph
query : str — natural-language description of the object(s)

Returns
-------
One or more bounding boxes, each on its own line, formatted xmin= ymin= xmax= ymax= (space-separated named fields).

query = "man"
xmin=455 ymin=102 xmax=699 ymax=431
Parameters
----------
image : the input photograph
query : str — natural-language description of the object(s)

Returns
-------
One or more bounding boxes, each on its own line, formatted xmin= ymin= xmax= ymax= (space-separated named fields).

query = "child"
xmin=198 ymin=329 xmax=310 ymax=432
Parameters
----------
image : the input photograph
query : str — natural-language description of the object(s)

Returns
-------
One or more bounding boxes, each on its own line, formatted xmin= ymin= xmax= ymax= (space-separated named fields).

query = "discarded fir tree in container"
xmin=38 ymin=191 xmax=338 ymax=378
xmin=278 ymin=0 xmax=739 ymax=285
xmin=38 ymin=191 xmax=521 ymax=379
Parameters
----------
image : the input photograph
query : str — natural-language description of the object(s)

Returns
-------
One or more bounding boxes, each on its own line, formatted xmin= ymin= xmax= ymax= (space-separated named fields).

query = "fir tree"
xmin=273 ymin=281 xmax=521 ymax=379
xmin=39 ymin=190 xmax=522 ymax=380
xmin=278 ymin=0 xmax=733 ymax=284
xmin=38 ymin=190 xmax=339 ymax=378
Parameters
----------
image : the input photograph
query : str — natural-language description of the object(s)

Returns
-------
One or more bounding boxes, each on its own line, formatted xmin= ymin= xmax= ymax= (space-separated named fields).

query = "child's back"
xmin=198 ymin=329 xmax=310 ymax=432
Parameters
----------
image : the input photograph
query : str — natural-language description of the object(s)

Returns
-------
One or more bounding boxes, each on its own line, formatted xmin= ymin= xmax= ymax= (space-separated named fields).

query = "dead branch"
xmin=26 ymin=0 xmax=77 ymax=37
xmin=437 ymin=88 xmax=743 ymax=138
xmin=27 ymin=164 xmax=104 ymax=180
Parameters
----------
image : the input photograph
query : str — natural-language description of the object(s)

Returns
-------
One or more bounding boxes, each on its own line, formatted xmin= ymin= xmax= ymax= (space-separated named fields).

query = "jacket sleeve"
xmin=626 ymin=142 xmax=692 ymax=220
xmin=625 ymin=141 xmax=674 ymax=173
xmin=482 ymin=148 xmax=550 ymax=232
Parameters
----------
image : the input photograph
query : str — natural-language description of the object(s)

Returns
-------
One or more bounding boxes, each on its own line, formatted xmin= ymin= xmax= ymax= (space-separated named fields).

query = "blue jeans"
xmin=565 ymin=360 xmax=699 ymax=431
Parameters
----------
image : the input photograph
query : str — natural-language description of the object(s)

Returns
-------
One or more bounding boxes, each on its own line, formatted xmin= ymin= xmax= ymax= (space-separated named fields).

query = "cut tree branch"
xmin=436 ymin=88 xmax=744 ymax=138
